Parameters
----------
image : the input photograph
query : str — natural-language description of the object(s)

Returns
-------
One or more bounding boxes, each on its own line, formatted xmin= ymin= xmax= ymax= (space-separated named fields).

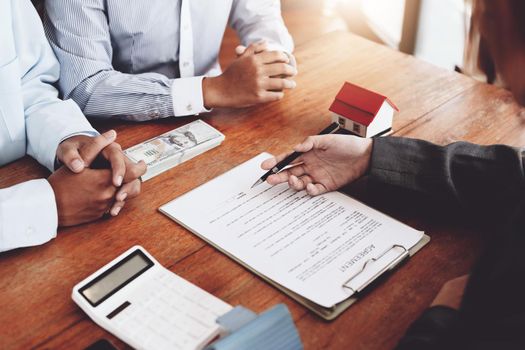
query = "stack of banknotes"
xmin=124 ymin=120 xmax=225 ymax=181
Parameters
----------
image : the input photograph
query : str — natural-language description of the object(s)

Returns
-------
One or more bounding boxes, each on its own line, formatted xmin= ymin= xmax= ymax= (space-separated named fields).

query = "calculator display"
xmin=80 ymin=249 xmax=154 ymax=306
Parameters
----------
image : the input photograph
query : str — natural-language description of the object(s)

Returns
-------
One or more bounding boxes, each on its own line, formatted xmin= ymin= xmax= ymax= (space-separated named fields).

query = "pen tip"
xmin=251 ymin=179 xmax=263 ymax=189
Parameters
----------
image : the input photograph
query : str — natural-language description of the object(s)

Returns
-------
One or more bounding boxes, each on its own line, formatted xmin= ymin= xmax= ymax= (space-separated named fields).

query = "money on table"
xmin=124 ymin=120 xmax=225 ymax=181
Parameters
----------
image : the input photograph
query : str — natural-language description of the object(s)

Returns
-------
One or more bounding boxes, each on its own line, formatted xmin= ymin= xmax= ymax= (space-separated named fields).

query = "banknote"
xmin=124 ymin=120 xmax=225 ymax=180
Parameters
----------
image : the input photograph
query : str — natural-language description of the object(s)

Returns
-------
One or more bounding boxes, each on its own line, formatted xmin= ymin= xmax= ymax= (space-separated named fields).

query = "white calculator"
xmin=72 ymin=246 xmax=232 ymax=350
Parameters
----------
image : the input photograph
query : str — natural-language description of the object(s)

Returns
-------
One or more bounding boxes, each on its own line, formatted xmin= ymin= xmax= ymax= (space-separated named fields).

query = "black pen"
xmin=251 ymin=122 xmax=340 ymax=188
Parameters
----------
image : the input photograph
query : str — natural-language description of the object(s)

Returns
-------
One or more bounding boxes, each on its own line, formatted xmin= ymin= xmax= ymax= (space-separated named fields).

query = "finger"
xmin=267 ymin=171 xmax=291 ymax=185
xmin=110 ymin=201 xmax=125 ymax=216
xmin=306 ymin=182 xmax=328 ymax=196
xmin=288 ymin=175 xmax=307 ymax=191
xmin=264 ymin=78 xmax=296 ymax=91
xmin=115 ymin=186 xmax=128 ymax=202
xmin=287 ymin=53 xmax=298 ymax=71
xmin=122 ymin=159 xmax=147 ymax=183
xmin=235 ymin=45 xmax=247 ymax=56
xmin=294 ymin=136 xmax=317 ymax=153
xmin=258 ymin=50 xmax=289 ymax=64
xmin=59 ymin=143 xmax=85 ymax=173
xmin=103 ymin=144 xmax=125 ymax=187
xmin=97 ymin=182 xmax=117 ymax=215
xmin=242 ymin=41 xmax=268 ymax=56
xmin=266 ymin=162 xmax=307 ymax=185
xmin=261 ymin=157 xmax=278 ymax=170
xmin=299 ymin=174 xmax=314 ymax=187
xmin=116 ymin=179 xmax=141 ymax=202
xmin=80 ymin=130 xmax=117 ymax=167
xmin=264 ymin=63 xmax=297 ymax=78
xmin=126 ymin=179 xmax=142 ymax=199
xmin=257 ymin=91 xmax=285 ymax=103
xmin=287 ymin=164 xmax=307 ymax=177
xmin=261 ymin=151 xmax=304 ymax=170
xmin=91 ymin=168 xmax=117 ymax=190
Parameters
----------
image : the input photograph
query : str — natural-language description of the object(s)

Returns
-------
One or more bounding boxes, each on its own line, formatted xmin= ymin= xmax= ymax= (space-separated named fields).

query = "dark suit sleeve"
xmin=370 ymin=137 xmax=525 ymax=349
xmin=369 ymin=137 xmax=525 ymax=225
xmin=395 ymin=306 xmax=461 ymax=350
xmin=396 ymin=200 xmax=525 ymax=350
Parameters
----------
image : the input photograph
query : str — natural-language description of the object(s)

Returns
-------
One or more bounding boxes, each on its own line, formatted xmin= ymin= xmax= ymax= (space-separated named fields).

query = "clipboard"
xmin=160 ymin=152 xmax=431 ymax=320
xmin=160 ymin=206 xmax=430 ymax=321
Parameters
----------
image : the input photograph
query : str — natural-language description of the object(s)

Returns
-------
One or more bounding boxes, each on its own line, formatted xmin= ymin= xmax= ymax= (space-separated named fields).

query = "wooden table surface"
xmin=1 ymin=31 xmax=524 ymax=350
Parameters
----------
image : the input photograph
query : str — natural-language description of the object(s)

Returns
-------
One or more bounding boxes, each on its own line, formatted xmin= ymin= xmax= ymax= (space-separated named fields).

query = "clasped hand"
xmin=49 ymin=130 xmax=146 ymax=227
xmin=203 ymin=41 xmax=297 ymax=108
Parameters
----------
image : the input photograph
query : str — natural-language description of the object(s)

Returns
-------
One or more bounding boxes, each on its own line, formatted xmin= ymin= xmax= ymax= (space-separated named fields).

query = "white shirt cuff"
xmin=59 ymin=131 xmax=100 ymax=144
xmin=170 ymin=76 xmax=211 ymax=116
xmin=0 ymin=179 xmax=58 ymax=252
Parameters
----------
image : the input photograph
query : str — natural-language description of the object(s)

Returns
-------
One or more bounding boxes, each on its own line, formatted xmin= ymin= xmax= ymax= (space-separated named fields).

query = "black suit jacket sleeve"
xmin=395 ymin=306 xmax=461 ymax=350
xmin=368 ymin=137 xmax=525 ymax=349
xmin=369 ymin=137 xmax=525 ymax=225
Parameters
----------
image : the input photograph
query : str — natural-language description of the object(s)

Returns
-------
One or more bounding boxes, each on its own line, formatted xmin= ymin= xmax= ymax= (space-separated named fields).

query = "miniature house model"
xmin=329 ymin=82 xmax=399 ymax=138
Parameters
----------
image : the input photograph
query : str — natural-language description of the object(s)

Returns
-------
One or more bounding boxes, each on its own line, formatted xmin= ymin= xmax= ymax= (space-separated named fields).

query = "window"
xmin=338 ymin=117 xmax=347 ymax=128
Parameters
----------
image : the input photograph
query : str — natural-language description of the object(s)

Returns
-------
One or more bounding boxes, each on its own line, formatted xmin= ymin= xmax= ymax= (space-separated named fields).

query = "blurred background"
xmin=222 ymin=0 xmax=471 ymax=72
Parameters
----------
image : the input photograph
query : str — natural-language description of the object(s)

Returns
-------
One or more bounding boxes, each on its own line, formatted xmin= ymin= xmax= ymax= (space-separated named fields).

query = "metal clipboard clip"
xmin=342 ymin=244 xmax=409 ymax=295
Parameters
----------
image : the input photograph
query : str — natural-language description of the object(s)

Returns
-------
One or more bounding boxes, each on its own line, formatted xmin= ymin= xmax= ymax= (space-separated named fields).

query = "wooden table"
xmin=1 ymin=31 xmax=524 ymax=350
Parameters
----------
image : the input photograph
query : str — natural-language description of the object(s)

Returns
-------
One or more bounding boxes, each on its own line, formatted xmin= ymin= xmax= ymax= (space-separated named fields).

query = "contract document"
xmin=160 ymin=153 xmax=428 ymax=319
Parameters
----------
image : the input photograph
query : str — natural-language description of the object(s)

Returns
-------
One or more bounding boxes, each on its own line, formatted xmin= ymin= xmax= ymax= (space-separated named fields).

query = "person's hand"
xmin=48 ymin=167 xmax=117 ymax=227
xmin=261 ymin=134 xmax=373 ymax=196
xmin=235 ymin=41 xmax=297 ymax=69
xmin=57 ymin=130 xmax=117 ymax=176
xmin=57 ymin=130 xmax=136 ymax=186
xmin=203 ymin=41 xmax=297 ymax=108
xmin=431 ymin=275 xmax=469 ymax=310
xmin=56 ymin=130 xmax=147 ymax=216
xmin=234 ymin=40 xmax=268 ymax=57
xmin=97 ymin=143 xmax=146 ymax=216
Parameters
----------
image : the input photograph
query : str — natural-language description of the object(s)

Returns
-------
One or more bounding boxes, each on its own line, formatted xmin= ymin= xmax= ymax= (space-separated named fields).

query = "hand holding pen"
xmin=252 ymin=123 xmax=340 ymax=188
xmin=258 ymin=127 xmax=374 ymax=196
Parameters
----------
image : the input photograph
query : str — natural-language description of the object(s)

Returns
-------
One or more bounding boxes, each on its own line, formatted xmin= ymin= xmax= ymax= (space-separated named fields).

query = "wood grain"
xmin=1 ymin=31 xmax=523 ymax=350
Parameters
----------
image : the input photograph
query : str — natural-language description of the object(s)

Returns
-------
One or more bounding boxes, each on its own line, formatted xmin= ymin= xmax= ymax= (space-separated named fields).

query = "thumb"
xmin=59 ymin=141 xmax=85 ymax=173
xmin=241 ymin=40 xmax=268 ymax=57
xmin=79 ymin=130 xmax=117 ymax=167
xmin=235 ymin=45 xmax=247 ymax=56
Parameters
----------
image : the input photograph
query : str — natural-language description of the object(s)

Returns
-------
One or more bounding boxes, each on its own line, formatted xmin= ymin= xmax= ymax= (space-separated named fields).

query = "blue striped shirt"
xmin=43 ymin=0 xmax=294 ymax=121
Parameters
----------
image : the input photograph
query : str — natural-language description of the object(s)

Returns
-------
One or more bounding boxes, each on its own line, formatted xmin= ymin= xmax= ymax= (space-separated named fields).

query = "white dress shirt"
xmin=0 ymin=0 xmax=96 ymax=252
xmin=44 ymin=0 xmax=294 ymax=121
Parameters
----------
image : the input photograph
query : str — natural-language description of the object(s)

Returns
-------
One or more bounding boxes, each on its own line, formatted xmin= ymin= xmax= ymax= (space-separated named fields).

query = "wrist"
xmin=202 ymin=76 xmax=223 ymax=109
xmin=46 ymin=176 xmax=62 ymax=227
xmin=362 ymin=138 xmax=373 ymax=175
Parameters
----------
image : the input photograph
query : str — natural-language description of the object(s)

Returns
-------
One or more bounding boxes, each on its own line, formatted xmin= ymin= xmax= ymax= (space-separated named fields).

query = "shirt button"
xmin=186 ymin=104 xmax=193 ymax=112
xmin=183 ymin=62 xmax=190 ymax=67
xmin=26 ymin=226 xmax=35 ymax=236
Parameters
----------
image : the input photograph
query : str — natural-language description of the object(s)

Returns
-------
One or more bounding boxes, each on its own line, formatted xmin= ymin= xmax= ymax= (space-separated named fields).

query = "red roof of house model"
xmin=329 ymin=82 xmax=399 ymax=126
